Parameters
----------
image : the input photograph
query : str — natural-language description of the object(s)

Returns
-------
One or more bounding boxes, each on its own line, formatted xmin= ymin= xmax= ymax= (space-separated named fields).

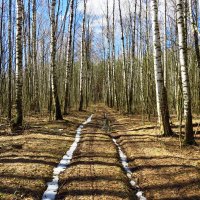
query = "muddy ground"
xmin=0 ymin=105 xmax=200 ymax=200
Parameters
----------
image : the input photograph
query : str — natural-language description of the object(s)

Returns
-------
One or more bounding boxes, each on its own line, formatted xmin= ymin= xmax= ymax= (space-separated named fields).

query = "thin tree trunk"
xmin=106 ymin=0 xmax=111 ymax=107
xmin=14 ymin=0 xmax=23 ymax=127
xmin=177 ymin=0 xmax=195 ymax=144
xmin=32 ymin=0 xmax=40 ymax=112
xmin=79 ymin=0 xmax=87 ymax=111
xmin=112 ymin=0 xmax=116 ymax=108
xmin=8 ymin=0 xmax=12 ymax=120
xmin=0 ymin=0 xmax=4 ymax=76
xmin=50 ymin=0 xmax=63 ymax=120
xmin=151 ymin=0 xmax=173 ymax=136
xmin=145 ymin=0 xmax=151 ymax=120
xmin=189 ymin=0 xmax=200 ymax=113
xmin=0 ymin=0 xmax=5 ymax=114
xmin=118 ymin=0 xmax=128 ymax=112
xmin=164 ymin=0 xmax=167 ymax=87
xmin=129 ymin=0 xmax=137 ymax=114
xmin=28 ymin=0 xmax=33 ymax=108
xmin=64 ymin=0 xmax=74 ymax=114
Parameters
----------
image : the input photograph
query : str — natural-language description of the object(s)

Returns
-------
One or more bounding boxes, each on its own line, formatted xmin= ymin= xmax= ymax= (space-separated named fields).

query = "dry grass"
xmin=57 ymin=112 xmax=137 ymax=200
xmin=0 ymin=111 xmax=91 ymax=200
xmin=1 ymin=105 xmax=200 ymax=200
xmin=107 ymin=108 xmax=200 ymax=200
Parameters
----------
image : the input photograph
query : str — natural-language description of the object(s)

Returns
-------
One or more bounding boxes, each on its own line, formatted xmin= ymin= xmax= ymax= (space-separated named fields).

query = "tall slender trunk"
xmin=8 ymin=0 xmax=12 ymax=120
xmin=177 ymin=0 xmax=195 ymax=144
xmin=15 ymin=0 xmax=23 ymax=127
xmin=145 ymin=0 xmax=151 ymax=120
xmin=106 ymin=0 xmax=111 ymax=107
xmin=79 ymin=0 xmax=87 ymax=111
xmin=0 ymin=0 xmax=5 ymax=113
xmin=118 ymin=0 xmax=128 ymax=111
xmin=32 ymin=0 xmax=40 ymax=112
xmin=151 ymin=0 xmax=173 ymax=136
xmin=129 ymin=0 xmax=137 ymax=114
xmin=28 ymin=0 xmax=33 ymax=107
xmin=164 ymin=0 xmax=167 ymax=87
xmin=85 ymin=20 xmax=91 ymax=108
xmin=189 ymin=0 xmax=200 ymax=113
xmin=139 ymin=0 xmax=144 ymax=118
xmin=64 ymin=0 xmax=74 ymax=114
xmin=50 ymin=0 xmax=63 ymax=120
xmin=112 ymin=0 xmax=116 ymax=108
xmin=71 ymin=0 xmax=78 ymax=107
xmin=0 ymin=0 xmax=4 ymax=76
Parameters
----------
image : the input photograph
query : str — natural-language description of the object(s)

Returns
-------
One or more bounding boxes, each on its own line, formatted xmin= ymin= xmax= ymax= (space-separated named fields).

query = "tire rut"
xmin=57 ymin=109 xmax=137 ymax=200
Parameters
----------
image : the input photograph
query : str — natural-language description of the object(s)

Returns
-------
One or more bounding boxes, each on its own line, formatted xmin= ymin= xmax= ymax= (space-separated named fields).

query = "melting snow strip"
xmin=42 ymin=114 xmax=93 ymax=200
xmin=112 ymin=138 xmax=147 ymax=200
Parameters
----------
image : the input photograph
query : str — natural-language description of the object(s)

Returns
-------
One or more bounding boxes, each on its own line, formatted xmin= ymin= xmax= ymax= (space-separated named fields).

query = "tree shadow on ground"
xmin=58 ymin=189 xmax=135 ymax=200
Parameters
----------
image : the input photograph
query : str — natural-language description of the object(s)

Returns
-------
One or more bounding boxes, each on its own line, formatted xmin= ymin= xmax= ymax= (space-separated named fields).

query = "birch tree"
xmin=64 ymin=0 xmax=74 ymax=115
xmin=189 ymin=0 xmax=200 ymax=113
xmin=32 ymin=0 xmax=40 ymax=112
xmin=151 ymin=0 xmax=173 ymax=136
xmin=14 ymin=0 xmax=23 ymax=127
xmin=128 ymin=0 xmax=137 ymax=114
xmin=118 ymin=0 xmax=128 ymax=111
xmin=79 ymin=0 xmax=87 ymax=111
xmin=50 ymin=0 xmax=63 ymax=120
xmin=106 ymin=0 xmax=111 ymax=107
xmin=8 ymin=0 xmax=12 ymax=120
xmin=0 ymin=0 xmax=5 ymax=113
xmin=177 ymin=0 xmax=195 ymax=144
xmin=112 ymin=0 xmax=116 ymax=108
xmin=164 ymin=0 xmax=167 ymax=87
xmin=0 ymin=0 xmax=4 ymax=77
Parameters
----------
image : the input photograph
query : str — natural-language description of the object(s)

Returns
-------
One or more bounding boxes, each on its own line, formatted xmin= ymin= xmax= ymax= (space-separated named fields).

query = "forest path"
xmin=104 ymin=107 xmax=200 ymax=200
xmin=57 ymin=107 xmax=137 ymax=200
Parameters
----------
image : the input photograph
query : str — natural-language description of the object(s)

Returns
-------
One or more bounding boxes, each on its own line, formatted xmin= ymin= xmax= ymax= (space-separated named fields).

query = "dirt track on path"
xmin=57 ymin=105 xmax=200 ymax=200
xmin=57 ymin=108 xmax=137 ymax=200
xmin=1 ymin=105 xmax=199 ymax=200
xmin=106 ymin=107 xmax=200 ymax=200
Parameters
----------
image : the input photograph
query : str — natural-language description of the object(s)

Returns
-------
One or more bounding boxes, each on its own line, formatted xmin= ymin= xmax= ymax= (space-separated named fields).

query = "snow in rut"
xmin=42 ymin=114 xmax=93 ymax=200
xmin=112 ymin=138 xmax=147 ymax=200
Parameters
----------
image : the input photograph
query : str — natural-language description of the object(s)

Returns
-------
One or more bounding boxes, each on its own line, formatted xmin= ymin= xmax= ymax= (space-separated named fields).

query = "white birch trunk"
xmin=177 ymin=0 xmax=195 ymax=144
xmin=151 ymin=0 xmax=172 ymax=135
xmin=152 ymin=0 xmax=163 ymax=124
xmin=64 ymin=0 xmax=74 ymax=114
xmin=79 ymin=0 xmax=87 ymax=111
xmin=15 ymin=0 xmax=23 ymax=126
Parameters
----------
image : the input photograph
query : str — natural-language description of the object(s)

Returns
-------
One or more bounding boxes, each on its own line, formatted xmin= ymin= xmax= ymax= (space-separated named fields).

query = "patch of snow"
xmin=140 ymin=197 xmax=147 ymax=200
xmin=136 ymin=191 xmax=147 ymax=200
xmin=42 ymin=191 xmax=57 ymax=200
xmin=136 ymin=191 xmax=143 ymax=197
xmin=82 ymin=115 xmax=93 ymax=124
xmin=130 ymin=180 xmax=136 ymax=186
xmin=46 ymin=181 xmax=59 ymax=191
xmin=42 ymin=114 xmax=93 ymax=200
xmin=112 ymin=137 xmax=147 ymax=200
xmin=112 ymin=138 xmax=117 ymax=144
xmin=127 ymin=172 xmax=132 ymax=179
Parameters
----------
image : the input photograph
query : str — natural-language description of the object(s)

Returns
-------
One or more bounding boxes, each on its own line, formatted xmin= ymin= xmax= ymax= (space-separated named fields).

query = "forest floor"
xmin=0 ymin=105 xmax=200 ymax=200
